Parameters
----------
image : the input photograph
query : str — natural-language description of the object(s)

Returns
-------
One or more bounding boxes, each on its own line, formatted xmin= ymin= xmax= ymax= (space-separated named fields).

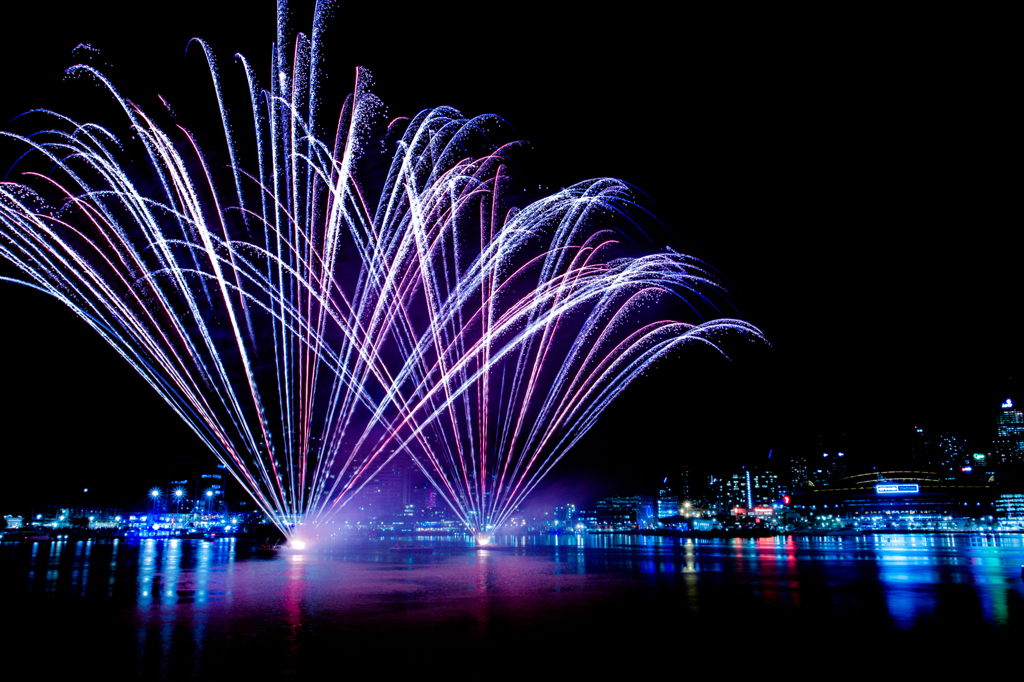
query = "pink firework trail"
xmin=0 ymin=2 xmax=761 ymax=541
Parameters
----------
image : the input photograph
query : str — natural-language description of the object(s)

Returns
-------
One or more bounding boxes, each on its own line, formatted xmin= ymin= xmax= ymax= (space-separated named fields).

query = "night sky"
xmin=1 ymin=3 xmax=1017 ymax=512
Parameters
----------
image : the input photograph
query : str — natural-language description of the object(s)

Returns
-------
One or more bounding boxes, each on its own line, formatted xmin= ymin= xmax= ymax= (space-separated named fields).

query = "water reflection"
xmin=2 ymin=533 xmax=1022 ymax=675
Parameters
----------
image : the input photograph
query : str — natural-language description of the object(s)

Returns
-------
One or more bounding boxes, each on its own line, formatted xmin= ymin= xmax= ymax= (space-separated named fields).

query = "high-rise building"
xmin=789 ymin=452 xmax=808 ymax=491
xmin=996 ymin=398 xmax=1024 ymax=466
xmin=709 ymin=472 xmax=750 ymax=512
xmin=812 ymin=432 xmax=851 ymax=485
xmin=353 ymin=453 xmax=428 ymax=522
xmin=657 ymin=478 xmax=680 ymax=518
xmin=909 ymin=426 xmax=935 ymax=470
xmin=936 ymin=433 xmax=968 ymax=477
xmin=677 ymin=466 xmax=692 ymax=503
xmin=709 ymin=468 xmax=781 ymax=511
xmin=908 ymin=426 xmax=969 ymax=478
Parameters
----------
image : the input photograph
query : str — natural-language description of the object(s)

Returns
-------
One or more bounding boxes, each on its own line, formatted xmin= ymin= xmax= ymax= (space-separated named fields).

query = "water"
xmin=4 ymin=533 xmax=1023 ymax=677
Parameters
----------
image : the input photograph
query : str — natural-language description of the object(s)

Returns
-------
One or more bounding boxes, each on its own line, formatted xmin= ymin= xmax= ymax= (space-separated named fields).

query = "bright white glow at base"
xmin=290 ymin=540 xmax=307 ymax=550
xmin=475 ymin=534 xmax=492 ymax=546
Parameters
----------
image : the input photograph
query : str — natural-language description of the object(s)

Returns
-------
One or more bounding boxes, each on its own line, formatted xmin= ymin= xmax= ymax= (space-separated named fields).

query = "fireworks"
xmin=0 ymin=3 xmax=761 ymax=539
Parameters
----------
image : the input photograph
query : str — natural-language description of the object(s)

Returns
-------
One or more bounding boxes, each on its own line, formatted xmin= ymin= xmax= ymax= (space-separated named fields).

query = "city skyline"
xmin=1 ymin=2 xmax=1017 ymax=514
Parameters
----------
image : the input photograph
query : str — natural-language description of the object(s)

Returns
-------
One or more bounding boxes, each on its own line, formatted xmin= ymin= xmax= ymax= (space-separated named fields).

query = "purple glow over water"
xmin=3 ymin=534 xmax=1023 ymax=675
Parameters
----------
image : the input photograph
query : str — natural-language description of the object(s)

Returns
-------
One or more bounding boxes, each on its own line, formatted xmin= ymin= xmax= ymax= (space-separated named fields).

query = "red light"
xmin=783 ymin=495 xmax=791 ymax=505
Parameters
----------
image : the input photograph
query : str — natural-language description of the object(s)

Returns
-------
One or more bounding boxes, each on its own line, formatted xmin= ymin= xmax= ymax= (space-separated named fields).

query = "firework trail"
xmin=0 ymin=1 xmax=761 ymax=541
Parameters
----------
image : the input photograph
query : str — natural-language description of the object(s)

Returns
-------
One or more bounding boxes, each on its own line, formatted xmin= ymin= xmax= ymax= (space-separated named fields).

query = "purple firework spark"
xmin=0 ymin=2 xmax=761 ymax=543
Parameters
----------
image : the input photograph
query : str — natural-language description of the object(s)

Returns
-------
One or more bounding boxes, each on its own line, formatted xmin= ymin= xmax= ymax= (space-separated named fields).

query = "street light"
xmin=149 ymin=487 xmax=162 ymax=514
xmin=173 ymin=488 xmax=185 ymax=514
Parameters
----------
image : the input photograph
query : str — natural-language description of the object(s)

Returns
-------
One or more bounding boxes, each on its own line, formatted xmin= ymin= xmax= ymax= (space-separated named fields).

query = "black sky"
xmin=1 ymin=2 xmax=1017 ymax=511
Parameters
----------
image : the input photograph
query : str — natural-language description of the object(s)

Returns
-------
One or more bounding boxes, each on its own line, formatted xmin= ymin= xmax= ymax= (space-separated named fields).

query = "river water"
xmin=3 ymin=533 xmax=1022 ymax=677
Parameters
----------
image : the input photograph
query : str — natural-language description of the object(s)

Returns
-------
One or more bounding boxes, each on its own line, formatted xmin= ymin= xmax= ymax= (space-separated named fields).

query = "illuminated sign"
xmin=973 ymin=453 xmax=986 ymax=461
xmin=1002 ymin=398 xmax=1014 ymax=409
xmin=962 ymin=466 xmax=973 ymax=473
xmin=732 ymin=506 xmax=776 ymax=516
xmin=876 ymin=484 xmax=920 ymax=494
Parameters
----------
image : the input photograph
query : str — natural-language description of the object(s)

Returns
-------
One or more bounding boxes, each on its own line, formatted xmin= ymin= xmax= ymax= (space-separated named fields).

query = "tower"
xmin=995 ymin=398 xmax=1024 ymax=466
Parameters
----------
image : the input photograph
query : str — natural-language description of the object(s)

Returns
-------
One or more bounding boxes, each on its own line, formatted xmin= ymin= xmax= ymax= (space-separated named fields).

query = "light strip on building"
xmin=876 ymin=484 xmax=919 ymax=494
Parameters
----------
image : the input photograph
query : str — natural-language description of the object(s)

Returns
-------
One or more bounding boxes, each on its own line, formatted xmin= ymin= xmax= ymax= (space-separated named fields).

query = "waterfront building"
xmin=356 ymin=455 xmax=413 ymax=520
xmin=595 ymin=495 xmax=654 ymax=529
xmin=657 ymin=495 xmax=680 ymax=519
xmin=812 ymin=451 xmax=848 ymax=486
xmin=908 ymin=427 xmax=971 ymax=477
xmin=553 ymin=504 xmax=578 ymax=529
xmin=38 ymin=505 xmax=128 ymax=528
xmin=936 ymin=433 xmax=969 ymax=478
xmin=811 ymin=431 xmax=851 ymax=485
xmin=165 ymin=462 xmax=228 ymax=513
xmin=790 ymin=470 xmax=994 ymax=518
xmin=755 ymin=470 xmax=781 ymax=504
xmin=709 ymin=469 xmax=781 ymax=513
xmin=678 ymin=466 xmax=691 ymax=504
xmin=708 ymin=473 xmax=745 ymax=512
xmin=995 ymin=493 xmax=1024 ymax=518
xmin=996 ymin=398 xmax=1024 ymax=467
xmin=348 ymin=453 xmax=436 ymax=527
xmin=789 ymin=452 xmax=808 ymax=491
xmin=657 ymin=478 xmax=679 ymax=519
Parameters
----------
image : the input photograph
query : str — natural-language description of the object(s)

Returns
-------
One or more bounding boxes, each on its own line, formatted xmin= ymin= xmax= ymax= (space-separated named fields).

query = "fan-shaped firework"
xmin=0 ymin=4 xmax=761 ymax=542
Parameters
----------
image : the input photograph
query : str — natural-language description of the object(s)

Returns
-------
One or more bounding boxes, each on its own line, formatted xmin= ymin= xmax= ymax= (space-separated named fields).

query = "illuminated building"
xmin=996 ymin=398 xmax=1024 ymax=466
xmin=995 ymin=493 xmax=1024 ymax=518
xmin=657 ymin=478 xmax=680 ymax=518
xmin=789 ymin=452 xmax=808 ymax=491
xmin=812 ymin=432 xmax=850 ymax=485
xmin=554 ymin=504 xmax=578 ymax=526
xmin=595 ymin=495 xmax=654 ymax=528
xmin=755 ymin=470 xmax=781 ymax=504
xmin=812 ymin=451 xmax=847 ymax=486
xmin=709 ymin=469 xmax=781 ymax=512
xmin=353 ymin=453 xmax=432 ymax=525
xmin=166 ymin=462 xmax=227 ymax=512
xmin=909 ymin=427 xmax=970 ymax=477
xmin=936 ymin=433 xmax=969 ymax=478
xmin=708 ymin=473 xmax=746 ymax=512
xmin=790 ymin=471 xmax=994 ymax=517
xmin=678 ymin=466 xmax=691 ymax=503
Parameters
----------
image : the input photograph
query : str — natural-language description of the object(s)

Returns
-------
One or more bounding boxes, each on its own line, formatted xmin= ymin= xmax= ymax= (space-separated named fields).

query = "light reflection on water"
xmin=3 ymin=533 xmax=1023 ymax=675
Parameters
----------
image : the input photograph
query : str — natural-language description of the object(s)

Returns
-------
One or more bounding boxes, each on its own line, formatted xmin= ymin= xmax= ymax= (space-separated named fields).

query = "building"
xmin=595 ymin=495 xmax=654 ymax=529
xmin=162 ymin=462 xmax=228 ymax=513
xmin=996 ymin=398 xmax=1024 ymax=466
xmin=350 ymin=453 xmax=435 ymax=526
xmin=657 ymin=478 xmax=679 ymax=519
xmin=789 ymin=452 xmax=808 ymax=491
xmin=995 ymin=493 xmax=1024 ymax=519
xmin=790 ymin=470 xmax=994 ymax=518
xmin=708 ymin=468 xmax=781 ymax=513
